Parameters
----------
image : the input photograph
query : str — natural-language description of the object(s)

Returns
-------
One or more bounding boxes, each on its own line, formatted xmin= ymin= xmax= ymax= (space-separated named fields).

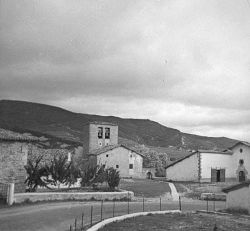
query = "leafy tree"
xmin=66 ymin=161 xmax=81 ymax=187
xmin=106 ymin=167 xmax=120 ymax=191
xmin=24 ymin=156 xmax=50 ymax=192
xmin=80 ymin=164 xmax=106 ymax=187
xmin=45 ymin=155 xmax=71 ymax=188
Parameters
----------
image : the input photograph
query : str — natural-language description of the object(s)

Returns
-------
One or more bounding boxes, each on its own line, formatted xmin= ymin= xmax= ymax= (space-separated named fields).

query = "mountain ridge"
xmin=0 ymin=99 xmax=238 ymax=151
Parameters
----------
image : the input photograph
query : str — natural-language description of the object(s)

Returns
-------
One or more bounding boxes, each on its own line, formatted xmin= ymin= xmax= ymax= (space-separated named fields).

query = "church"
xmin=165 ymin=141 xmax=250 ymax=183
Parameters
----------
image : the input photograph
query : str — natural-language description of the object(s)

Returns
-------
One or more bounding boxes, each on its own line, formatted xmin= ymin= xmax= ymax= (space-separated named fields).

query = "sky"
xmin=0 ymin=0 xmax=250 ymax=141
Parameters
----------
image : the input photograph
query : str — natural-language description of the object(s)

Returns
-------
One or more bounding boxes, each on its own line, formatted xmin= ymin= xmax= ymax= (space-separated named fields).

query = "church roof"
xmin=229 ymin=141 xmax=250 ymax=150
xmin=0 ymin=128 xmax=39 ymax=142
xmin=89 ymin=144 xmax=144 ymax=157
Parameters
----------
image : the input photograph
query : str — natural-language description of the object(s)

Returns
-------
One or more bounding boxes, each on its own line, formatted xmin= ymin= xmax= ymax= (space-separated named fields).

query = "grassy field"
xmin=119 ymin=179 xmax=171 ymax=198
xmin=99 ymin=212 xmax=250 ymax=231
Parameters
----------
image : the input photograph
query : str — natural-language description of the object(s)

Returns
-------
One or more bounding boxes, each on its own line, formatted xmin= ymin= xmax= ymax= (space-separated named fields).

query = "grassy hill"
xmin=0 ymin=100 xmax=238 ymax=151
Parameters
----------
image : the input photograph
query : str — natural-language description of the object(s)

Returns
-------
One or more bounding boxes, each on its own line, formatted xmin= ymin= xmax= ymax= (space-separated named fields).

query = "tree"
xmin=24 ymin=156 xmax=50 ymax=192
xmin=45 ymin=155 xmax=71 ymax=188
xmin=106 ymin=167 xmax=120 ymax=191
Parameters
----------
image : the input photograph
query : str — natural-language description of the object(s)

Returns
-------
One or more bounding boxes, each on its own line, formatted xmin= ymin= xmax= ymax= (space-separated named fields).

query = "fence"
xmin=67 ymin=194 xmax=226 ymax=231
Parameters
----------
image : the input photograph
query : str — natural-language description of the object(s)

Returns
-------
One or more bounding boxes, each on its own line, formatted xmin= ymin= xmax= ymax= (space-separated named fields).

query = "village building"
xmin=0 ymin=128 xmax=38 ymax=194
xmin=165 ymin=142 xmax=250 ymax=183
xmin=84 ymin=122 xmax=145 ymax=178
xmin=222 ymin=180 xmax=250 ymax=213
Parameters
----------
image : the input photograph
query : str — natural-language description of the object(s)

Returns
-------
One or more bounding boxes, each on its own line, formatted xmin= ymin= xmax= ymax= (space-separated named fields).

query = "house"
xmin=165 ymin=141 xmax=250 ymax=183
xmin=222 ymin=180 xmax=250 ymax=213
xmin=0 ymin=128 xmax=38 ymax=193
xmin=84 ymin=122 xmax=145 ymax=178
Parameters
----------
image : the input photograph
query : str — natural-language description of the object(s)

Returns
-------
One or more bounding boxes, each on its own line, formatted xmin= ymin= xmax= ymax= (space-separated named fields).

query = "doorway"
xmin=211 ymin=168 xmax=225 ymax=182
xmin=239 ymin=171 xmax=245 ymax=182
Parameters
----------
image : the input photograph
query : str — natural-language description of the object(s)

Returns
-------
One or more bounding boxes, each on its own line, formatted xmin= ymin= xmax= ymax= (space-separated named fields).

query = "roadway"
xmin=0 ymin=199 xmax=226 ymax=231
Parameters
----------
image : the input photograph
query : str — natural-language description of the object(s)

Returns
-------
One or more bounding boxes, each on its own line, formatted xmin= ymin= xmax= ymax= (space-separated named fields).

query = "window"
xmin=106 ymin=154 xmax=109 ymax=157
xmin=130 ymin=154 xmax=133 ymax=158
xmin=98 ymin=127 xmax=103 ymax=138
xmin=116 ymin=165 xmax=119 ymax=168
xmin=105 ymin=128 xmax=110 ymax=139
xmin=240 ymin=148 xmax=243 ymax=153
xmin=239 ymin=159 xmax=244 ymax=165
xmin=129 ymin=164 xmax=133 ymax=169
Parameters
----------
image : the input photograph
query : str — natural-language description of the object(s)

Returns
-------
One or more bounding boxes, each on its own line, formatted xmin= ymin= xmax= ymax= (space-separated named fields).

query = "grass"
xmin=98 ymin=212 xmax=250 ymax=231
xmin=119 ymin=178 xmax=171 ymax=197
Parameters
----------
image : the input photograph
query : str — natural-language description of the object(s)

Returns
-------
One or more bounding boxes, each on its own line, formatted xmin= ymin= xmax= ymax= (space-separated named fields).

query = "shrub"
xmin=24 ymin=156 xmax=50 ymax=192
xmin=45 ymin=155 xmax=72 ymax=188
xmin=106 ymin=167 xmax=120 ymax=191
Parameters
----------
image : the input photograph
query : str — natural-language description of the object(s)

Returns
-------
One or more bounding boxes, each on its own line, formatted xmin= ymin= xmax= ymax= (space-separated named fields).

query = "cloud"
xmin=0 ymin=0 xmax=249 ymax=141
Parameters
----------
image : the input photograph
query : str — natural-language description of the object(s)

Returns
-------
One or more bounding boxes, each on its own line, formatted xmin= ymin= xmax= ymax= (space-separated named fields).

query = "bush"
xmin=106 ymin=167 xmax=120 ymax=191
xmin=24 ymin=156 xmax=50 ymax=192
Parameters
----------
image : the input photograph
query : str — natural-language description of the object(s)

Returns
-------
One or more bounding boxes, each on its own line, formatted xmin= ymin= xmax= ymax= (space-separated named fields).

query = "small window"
xmin=240 ymin=148 xmax=243 ymax=153
xmin=130 ymin=154 xmax=133 ymax=158
xmin=98 ymin=127 xmax=103 ymax=138
xmin=129 ymin=164 xmax=133 ymax=169
xmin=239 ymin=159 xmax=244 ymax=165
xmin=105 ymin=128 xmax=110 ymax=139
xmin=106 ymin=154 xmax=109 ymax=157
xmin=116 ymin=165 xmax=119 ymax=168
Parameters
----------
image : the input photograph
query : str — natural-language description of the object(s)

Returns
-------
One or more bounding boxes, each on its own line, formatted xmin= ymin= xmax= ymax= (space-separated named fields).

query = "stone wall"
xmin=0 ymin=141 xmax=29 ymax=193
xmin=14 ymin=191 xmax=134 ymax=204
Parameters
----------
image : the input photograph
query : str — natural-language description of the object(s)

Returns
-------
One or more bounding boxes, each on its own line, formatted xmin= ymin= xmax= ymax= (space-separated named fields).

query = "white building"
xmin=165 ymin=142 xmax=250 ymax=183
xmin=84 ymin=122 xmax=145 ymax=178
xmin=89 ymin=144 xmax=144 ymax=178
xmin=223 ymin=180 xmax=250 ymax=213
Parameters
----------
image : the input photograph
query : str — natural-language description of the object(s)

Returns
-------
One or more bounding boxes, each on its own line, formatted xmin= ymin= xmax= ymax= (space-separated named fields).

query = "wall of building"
xmin=97 ymin=147 xmax=143 ymax=178
xmin=226 ymin=186 xmax=250 ymax=213
xmin=0 ymin=141 xmax=29 ymax=193
xmin=200 ymin=153 xmax=233 ymax=181
xmin=165 ymin=153 xmax=199 ymax=181
xmin=231 ymin=144 xmax=250 ymax=180
xmin=88 ymin=123 xmax=118 ymax=153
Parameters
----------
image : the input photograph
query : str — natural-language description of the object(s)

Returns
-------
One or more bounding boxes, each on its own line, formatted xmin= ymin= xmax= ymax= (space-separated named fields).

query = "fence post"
xmin=112 ymin=200 xmax=115 ymax=217
xmin=213 ymin=194 xmax=215 ymax=211
xmin=74 ymin=218 xmax=77 ymax=231
xmin=100 ymin=200 xmax=103 ymax=221
xmin=179 ymin=196 xmax=182 ymax=211
xmin=69 ymin=225 xmax=72 ymax=231
xmin=160 ymin=197 xmax=162 ymax=211
xmin=143 ymin=197 xmax=144 ymax=212
xmin=7 ymin=183 xmax=15 ymax=206
xmin=127 ymin=192 xmax=130 ymax=214
xmin=81 ymin=213 xmax=84 ymax=230
xmin=90 ymin=206 xmax=93 ymax=226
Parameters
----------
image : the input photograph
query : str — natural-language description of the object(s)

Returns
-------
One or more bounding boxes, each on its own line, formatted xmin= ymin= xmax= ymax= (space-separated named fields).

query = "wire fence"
xmin=67 ymin=194 xmax=226 ymax=231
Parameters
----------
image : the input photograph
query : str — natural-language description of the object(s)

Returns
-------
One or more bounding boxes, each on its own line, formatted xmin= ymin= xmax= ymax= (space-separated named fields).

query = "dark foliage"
xmin=106 ymin=167 xmax=120 ymax=190
xmin=24 ymin=156 xmax=50 ymax=192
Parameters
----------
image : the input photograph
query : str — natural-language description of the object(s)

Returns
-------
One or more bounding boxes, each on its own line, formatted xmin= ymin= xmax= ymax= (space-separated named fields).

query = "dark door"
xmin=220 ymin=169 xmax=225 ymax=182
xmin=239 ymin=171 xmax=245 ymax=182
xmin=216 ymin=170 xmax=221 ymax=182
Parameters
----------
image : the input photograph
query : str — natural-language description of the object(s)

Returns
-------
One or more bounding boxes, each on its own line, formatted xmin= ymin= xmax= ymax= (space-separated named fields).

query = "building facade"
xmin=0 ymin=129 xmax=38 ymax=193
xmin=85 ymin=122 xmax=145 ymax=178
xmin=165 ymin=142 xmax=250 ymax=183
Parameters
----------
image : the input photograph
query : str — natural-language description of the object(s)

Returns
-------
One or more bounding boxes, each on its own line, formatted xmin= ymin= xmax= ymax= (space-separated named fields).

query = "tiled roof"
xmin=229 ymin=141 xmax=250 ymax=150
xmin=0 ymin=128 xmax=39 ymax=142
xmin=89 ymin=121 xmax=118 ymax=126
xmin=165 ymin=149 xmax=233 ymax=169
xmin=89 ymin=144 xmax=144 ymax=157
xmin=222 ymin=180 xmax=250 ymax=193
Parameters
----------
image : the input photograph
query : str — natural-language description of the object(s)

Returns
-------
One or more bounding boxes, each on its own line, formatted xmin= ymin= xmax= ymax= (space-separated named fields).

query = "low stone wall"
xmin=14 ymin=191 xmax=134 ymax=204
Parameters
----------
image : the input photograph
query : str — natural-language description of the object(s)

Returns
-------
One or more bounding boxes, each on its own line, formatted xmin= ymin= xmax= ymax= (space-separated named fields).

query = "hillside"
xmin=0 ymin=100 xmax=238 ymax=151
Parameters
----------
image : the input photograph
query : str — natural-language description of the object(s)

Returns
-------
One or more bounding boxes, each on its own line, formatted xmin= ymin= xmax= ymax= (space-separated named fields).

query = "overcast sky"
xmin=0 ymin=0 xmax=250 ymax=141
